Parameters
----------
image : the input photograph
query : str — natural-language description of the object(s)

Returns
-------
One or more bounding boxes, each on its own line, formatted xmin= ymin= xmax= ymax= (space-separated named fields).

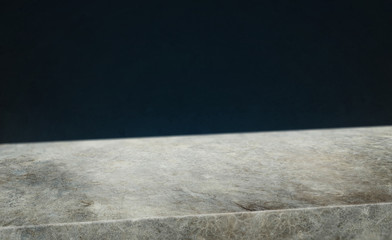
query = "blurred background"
xmin=1 ymin=0 xmax=391 ymax=143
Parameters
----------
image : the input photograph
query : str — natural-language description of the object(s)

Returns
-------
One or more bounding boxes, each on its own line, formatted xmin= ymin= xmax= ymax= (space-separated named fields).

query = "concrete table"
xmin=1 ymin=127 xmax=392 ymax=239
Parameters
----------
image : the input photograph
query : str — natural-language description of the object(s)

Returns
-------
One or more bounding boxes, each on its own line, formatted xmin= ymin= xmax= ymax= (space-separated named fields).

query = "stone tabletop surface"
xmin=1 ymin=126 xmax=392 ymax=228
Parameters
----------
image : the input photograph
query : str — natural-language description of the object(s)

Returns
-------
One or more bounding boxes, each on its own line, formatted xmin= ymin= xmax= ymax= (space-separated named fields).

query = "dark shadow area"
xmin=1 ymin=0 xmax=391 ymax=143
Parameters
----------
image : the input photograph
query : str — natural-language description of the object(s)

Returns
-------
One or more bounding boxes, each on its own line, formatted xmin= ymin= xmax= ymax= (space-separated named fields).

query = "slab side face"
xmin=1 ymin=127 xmax=392 ymax=227
xmin=2 ymin=203 xmax=392 ymax=240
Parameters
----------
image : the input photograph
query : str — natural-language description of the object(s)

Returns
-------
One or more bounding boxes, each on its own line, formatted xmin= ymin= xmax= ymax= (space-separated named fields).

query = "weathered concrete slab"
xmin=1 ymin=203 xmax=392 ymax=240
xmin=1 ymin=126 xmax=392 ymax=239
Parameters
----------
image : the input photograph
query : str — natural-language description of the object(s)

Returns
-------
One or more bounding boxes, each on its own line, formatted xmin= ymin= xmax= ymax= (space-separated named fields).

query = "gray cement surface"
xmin=1 ymin=126 xmax=392 ymax=239
xmin=2 ymin=203 xmax=392 ymax=240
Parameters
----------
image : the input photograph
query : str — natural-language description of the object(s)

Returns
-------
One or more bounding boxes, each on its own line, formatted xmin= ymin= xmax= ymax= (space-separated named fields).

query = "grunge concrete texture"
xmin=1 ymin=126 xmax=392 ymax=239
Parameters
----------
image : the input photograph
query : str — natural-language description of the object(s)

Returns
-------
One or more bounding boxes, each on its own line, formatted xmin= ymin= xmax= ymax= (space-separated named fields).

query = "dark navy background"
xmin=1 ymin=0 xmax=391 ymax=143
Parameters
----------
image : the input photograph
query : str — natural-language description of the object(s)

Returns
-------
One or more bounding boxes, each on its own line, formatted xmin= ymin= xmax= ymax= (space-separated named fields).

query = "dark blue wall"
xmin=1 ymin=0 xmax=391 ymax=143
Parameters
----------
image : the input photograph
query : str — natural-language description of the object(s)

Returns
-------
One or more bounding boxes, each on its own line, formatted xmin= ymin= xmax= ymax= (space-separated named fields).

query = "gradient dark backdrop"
xmin=1 ymin=0 xmax=391 ymax=143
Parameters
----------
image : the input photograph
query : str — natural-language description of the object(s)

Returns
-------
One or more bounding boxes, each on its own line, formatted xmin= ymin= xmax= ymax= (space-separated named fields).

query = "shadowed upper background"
xmin=1 ymin=0 xmax=391 ymax=143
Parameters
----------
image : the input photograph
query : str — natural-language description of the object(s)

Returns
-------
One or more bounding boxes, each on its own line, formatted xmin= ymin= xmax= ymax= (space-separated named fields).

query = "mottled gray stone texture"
xmin=1 ymin=203 xmax=392 ymax=240
xmin=1 ymin=126 xmax=392 ymax=239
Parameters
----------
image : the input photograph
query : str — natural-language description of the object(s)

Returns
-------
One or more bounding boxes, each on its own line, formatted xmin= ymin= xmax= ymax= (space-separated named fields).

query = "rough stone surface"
xmin=1 ymin=126 xmax=392 ymax=239
xmin=1 ymin=203 xmax=392 ymax=240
